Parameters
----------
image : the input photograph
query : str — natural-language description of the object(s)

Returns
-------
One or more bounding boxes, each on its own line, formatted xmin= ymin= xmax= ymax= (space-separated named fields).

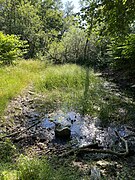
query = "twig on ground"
xmin=59 ymin=131 xmax=129 ymax=158
xmin=0 ymin=120 xmax=41 ymax=141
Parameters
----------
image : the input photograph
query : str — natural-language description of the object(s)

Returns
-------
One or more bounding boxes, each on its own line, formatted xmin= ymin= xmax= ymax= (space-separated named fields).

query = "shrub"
xmin=0 ymin=32 xmax=27 ymax=65
xmin=110 ymin=34 xmax=135 ymax=71
xmin=47 ymin=26 xmax=86 ymax=64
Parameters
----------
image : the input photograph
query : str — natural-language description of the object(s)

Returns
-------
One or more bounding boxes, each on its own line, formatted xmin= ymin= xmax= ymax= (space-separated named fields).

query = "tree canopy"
xmin=0 ymin=0 xmax=135 ymax=75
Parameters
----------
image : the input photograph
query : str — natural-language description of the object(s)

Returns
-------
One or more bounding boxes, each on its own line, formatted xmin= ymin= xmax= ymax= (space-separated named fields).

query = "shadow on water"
xmin=82 ymin=67 xmax=90 ymax=115
xmin=81 ymin=66 xmax=135 ymax=126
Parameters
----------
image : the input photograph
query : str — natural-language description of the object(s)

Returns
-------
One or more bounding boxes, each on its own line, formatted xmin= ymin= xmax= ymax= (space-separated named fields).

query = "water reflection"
xmin=39 ymin=110 xmax=131 ymax=149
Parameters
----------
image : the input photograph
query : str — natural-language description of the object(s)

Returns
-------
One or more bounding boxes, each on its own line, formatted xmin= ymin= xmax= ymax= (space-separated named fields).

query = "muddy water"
xmin=38 ymin=110 xmax=132 ymax=149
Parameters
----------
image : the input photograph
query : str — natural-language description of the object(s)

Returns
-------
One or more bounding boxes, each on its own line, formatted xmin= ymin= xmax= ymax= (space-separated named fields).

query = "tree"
xmin=0 ymin=0 xmax=20 ymax=34
xmin=39 ymin=0 xmax=63 ymax=33
xmin=64 ymin=0 xmax=74 ymax=17
xmin=16 ymin=0 xmax=42 ymax=57
xmin=0 ymin=0 xmax=64 ymax=58
xmin=60 ymin=0 xmax=76 ymax=36
xmin=80 ymin=0 xmax=135 ymax=38
xmin=78 ymin=0 xmax=135 ymax=70
xmin=47 ymin=26 xmax=87 ymax=64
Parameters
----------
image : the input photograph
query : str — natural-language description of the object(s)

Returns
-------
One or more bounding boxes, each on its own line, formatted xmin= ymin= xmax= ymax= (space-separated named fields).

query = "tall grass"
xmin=35 ymin=64 xmax=85 ymax=91
xmin=35 ymin=64 xmax=105 ymax=116
xmin=0 ymin=60 xmax=47 ymax=116
xmin=35 ymin=64 xmax=135 ymax=124
xmin=1 ymin=60 xmax=134 ymax=123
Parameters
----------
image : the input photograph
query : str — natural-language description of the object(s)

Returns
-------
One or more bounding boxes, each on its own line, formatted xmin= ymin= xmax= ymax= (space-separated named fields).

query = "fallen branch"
xmin=126 ymin=126 xmax=135 ymax=133
xmin=59 ymin=147 xmax=128 ymax=158
xmin=0 ymin=120 xmax=41 ymax=141
xmin=59 ymin=131 xmax=129 ymax=158
xmin=115 ymin=130 xmax=129 ymax=155
xmin=77 ymin=148 xmax=128 ymax=157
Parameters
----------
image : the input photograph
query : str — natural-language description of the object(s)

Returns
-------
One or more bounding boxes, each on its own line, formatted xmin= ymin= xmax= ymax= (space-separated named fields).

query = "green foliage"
xmin=47 ymin=26 xmax=87 ymax=64
xmin=78 ymin=0 xmax=135 ymax=71
xmin=121 ymin=34 xmax=135 ymax=61
xmin=0 ymin=139 xmax=16 ymax=162
xmin=0 ymin=155 xmax=80 ymax=180
xmin=17 ymin=156 xmax=52 ymax=180
xmin=47 ymin=25 xmax=111 ymax=68
xmin=109 ymin=34 xmax=135 ymax=71
xmin=47 ymin=40 xmax=65 ymax=63
xmin=0 ymin=0 xmax=64 ymax=58
xmin=102 ymin=0 xmax=135 ymax=37
xmin=0 ymin=32 xmax=27 ymax=64
xmin=61 ymin=26 xmax=86 ymax=63
xmin=17 ymin=0 xmax=43 ymax=58
xmin=80 ymin=0 xmax=135 ymax=38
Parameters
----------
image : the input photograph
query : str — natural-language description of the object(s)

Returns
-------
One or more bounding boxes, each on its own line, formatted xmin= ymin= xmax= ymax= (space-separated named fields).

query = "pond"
xmin=30 ymin=110 xmax=134 ymax=152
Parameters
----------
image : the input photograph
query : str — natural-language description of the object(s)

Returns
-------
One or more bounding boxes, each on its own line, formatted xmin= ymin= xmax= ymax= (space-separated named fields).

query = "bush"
xmin=47 ymin=26 xmax=86 ymax=64
xmin=0 ymin=31 xmax=27 ymax=65
xmin=110 ymin=34 xmax=135 ymax=71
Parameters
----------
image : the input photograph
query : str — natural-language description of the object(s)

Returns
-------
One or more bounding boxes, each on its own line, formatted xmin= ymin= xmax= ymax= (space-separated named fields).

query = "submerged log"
xmin=59 ymin=131 xmax=129 ymax=158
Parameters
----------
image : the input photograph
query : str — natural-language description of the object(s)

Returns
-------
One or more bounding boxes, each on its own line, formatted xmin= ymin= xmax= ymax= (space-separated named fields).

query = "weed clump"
xmin=0 ymin=139 xmax=16 ymax=162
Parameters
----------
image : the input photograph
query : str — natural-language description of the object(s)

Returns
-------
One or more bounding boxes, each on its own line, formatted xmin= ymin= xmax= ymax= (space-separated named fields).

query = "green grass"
xmin=0 ymin=60 xmax=135 ymax=179
xmin=35 ymin=64 xmax=104 ymax=115
xmin=35 ymin=64 xmax=135 ymax=124
xmin=1 ymin=60 xmax=135 ymax=124
xmin=0 ymin=140 xmax=80 ymax=180
xmin=0 ymin=60 xmax=47 ymax=116
xmin=0 ymin=154 xmax=81 ymax=180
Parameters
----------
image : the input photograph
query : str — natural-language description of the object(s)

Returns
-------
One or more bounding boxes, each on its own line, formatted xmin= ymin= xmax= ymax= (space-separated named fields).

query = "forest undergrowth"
xmin=0 ymin=60 xmax=135 ymax=179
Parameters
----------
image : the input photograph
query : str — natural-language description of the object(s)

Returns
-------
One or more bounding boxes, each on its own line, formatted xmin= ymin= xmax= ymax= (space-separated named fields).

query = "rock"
xmin=96 ymin=160 xmax=117 ymax=177
xmin=96 ymin=160 xmax=116 ymax=168
xmin=55 ymin=127 xmax=71 ymax=139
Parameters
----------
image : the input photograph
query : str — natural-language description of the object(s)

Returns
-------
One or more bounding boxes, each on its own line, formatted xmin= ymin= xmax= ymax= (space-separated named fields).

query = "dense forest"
xmin=0 ymin=0 xmax=135 ymax=179
xmin=1 ymin=0 xmax=135 ymax=72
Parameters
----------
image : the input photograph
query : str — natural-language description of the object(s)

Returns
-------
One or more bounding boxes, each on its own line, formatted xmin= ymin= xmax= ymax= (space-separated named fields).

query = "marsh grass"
xmin=35 ymin=64 xmax=104 ymax=114
xmin=1 ymin=60 xmax=134 ymax=123
xmin=35 ymin=64 xmax=85 ymax=91
xmin=35 ymin=64 xmax=135 ymax=125
xmin=0 ymin=60 xmax=47 ymax=116
xmin=1 ymin=61 xmax=135 ymax=180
